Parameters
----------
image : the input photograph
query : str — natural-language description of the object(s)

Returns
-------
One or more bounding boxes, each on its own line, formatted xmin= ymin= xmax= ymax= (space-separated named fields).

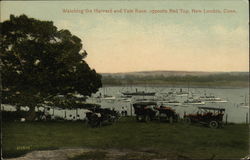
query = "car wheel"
xmin=209 ymin=121 xmax=218 ymax=128
xmin=89 ymin=114 xmax=100 ymax=127
xmin=144 ymin=115 xmax=150 ymax=122
xmin=169 ymin=116 xmax=173 ymax=124
xmin=184 ymin=117 xmax=191 ymax=124
xmin=136 ymin=115 xmax=143 ymax=122
xmin=176 ymin=115 xmax=181 ymax=122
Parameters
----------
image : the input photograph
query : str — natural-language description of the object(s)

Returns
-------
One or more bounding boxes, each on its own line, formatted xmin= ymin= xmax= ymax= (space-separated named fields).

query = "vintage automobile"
xmin=133 ymin=101 xmax=179 ymax=123
xmin=184 ymin=107 xmax=225 ymax=128
xmin=85 ymin=104 xmax=120 ymax=127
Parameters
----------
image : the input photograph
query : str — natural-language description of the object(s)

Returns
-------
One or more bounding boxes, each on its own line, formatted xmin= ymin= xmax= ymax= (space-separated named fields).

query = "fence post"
xmin=130 ymin=104 xmax=132 ymax=116
xmin=225 ymin=114 xmax=228 ymax=125
xmin=246 ymin=113 xmax=248 ymax=124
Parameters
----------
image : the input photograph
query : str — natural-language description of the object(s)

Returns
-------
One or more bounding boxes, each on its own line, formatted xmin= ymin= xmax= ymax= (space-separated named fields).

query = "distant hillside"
xmin=101 ymin=71 xmax=249 ymax=87
xmin=101 ymin=70 xmax=248 ymax=77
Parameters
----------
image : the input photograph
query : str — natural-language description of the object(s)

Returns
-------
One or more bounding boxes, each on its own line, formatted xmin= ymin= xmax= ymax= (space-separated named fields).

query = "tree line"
xmin=102 ymin=73 xmax=249 ymax=86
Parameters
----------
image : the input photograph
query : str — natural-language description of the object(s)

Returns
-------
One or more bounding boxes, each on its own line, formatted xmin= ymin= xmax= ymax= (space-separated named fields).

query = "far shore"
xmin=102 ymin=81 xmax=249 ymax=89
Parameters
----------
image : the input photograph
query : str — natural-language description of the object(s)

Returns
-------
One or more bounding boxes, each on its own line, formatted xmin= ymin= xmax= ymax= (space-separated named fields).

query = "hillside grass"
xmin=2 ymin=117 xmax=249 ymax=159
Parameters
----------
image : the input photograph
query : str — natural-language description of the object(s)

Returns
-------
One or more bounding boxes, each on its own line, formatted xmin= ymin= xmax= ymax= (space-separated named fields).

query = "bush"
xmin=1 ymin=111 xmax=29 ymax=122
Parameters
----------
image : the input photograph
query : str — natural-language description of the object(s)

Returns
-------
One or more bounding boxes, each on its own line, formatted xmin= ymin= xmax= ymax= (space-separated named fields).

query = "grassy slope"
xmin=2 ymin=118 xmax=249 ymax=159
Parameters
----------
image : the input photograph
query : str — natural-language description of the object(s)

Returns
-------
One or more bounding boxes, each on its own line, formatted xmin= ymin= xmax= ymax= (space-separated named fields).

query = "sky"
xmin=1 ymin=1 xmax=249 ymax=73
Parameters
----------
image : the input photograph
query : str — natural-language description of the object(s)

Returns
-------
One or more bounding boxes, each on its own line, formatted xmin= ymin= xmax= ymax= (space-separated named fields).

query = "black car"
xmin=133 ymin=101 xmax=179 ymax=123
xmin=85 ymin=104 xmax=120 ymax=127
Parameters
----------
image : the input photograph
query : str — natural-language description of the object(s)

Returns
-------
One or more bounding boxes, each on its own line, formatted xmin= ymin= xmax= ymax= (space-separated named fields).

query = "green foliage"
xmin=2 ymin=111 xmax=28 ymax=121
xmin=0 ymin=14 xmax=102 ymax=107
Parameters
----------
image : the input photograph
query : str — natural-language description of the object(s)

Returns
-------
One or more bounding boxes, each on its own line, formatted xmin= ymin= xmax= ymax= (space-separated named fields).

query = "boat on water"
xmin=116 ymin=97 xmax=132 ymax=102
xmin=158 ymin=100 xmax=182 ymax=106
xmin=96 ymin=94 xmax=116 ymax=100
xmin=124 ymin=98 xmax=132 ymax=102
xmin=238 ymin=94 xmax=249 ymax=108
xmin=238 ymin=101 xmax=249 ymax=108
xmin=198 ymin=95 xmax=227 ymax=103
xmin=175 ymin=89 xmax=189 ymax=96
xmin=135 ymin=98 xmax=156 ymax=102
xmin=95 ymin=87 xmax=116 ymax=100
xmin=239 ymin=105 xmax=249 ymax=108
xmin=199 ymin=95 xmax=220 ymax=100
xmin=205 ymin=99 xmax=228 ymax=103
xmin=121 ymin=91 xmax=156 ymax=96
xmin=183 ymin=99 xmax=205 ymax=105
xmin=120 ymin=95 xmax=133 ymax=98
xmin=101 ymin=95 xmax=116 ymax=100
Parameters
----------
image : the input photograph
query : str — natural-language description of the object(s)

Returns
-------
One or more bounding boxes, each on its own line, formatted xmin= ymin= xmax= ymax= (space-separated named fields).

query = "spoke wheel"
xmin=169 ymin=116 xmax=173 ymax=124
xmin=89 ymin=114 xmax=100 ymax=127
xmin=144 ymin=115 xmax=150 ymax=122
xmin=184 ymin=117 xmax=191 ymax=124
xmin=209 ymin=121 xmax=218 ymax=129
xmin=136 ymin=115 xmax=143 ymax=122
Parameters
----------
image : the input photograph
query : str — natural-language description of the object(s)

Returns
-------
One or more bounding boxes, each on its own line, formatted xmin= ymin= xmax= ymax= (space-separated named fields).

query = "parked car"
xmin=85 ymin=104 xmax=120 ymax=127
xmin=156 ymin=105 xmax=179 ymax=123
xmin=133 ymin=101 xmax=179 ymax=123
xmin=184 ymin=107 xmax=225 ymax=128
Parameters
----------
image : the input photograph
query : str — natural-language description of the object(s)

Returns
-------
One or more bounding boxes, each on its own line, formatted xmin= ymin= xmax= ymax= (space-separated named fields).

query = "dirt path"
xmin=6 ymin=148 xmax=244 ymax=160
xmin=4 ymin=148 xmax=170 ymax=160
xmin=5 ymin=148 xmax=90 ymax=160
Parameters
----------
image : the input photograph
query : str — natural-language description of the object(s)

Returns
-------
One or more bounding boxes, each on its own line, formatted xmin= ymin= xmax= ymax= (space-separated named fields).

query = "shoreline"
xmin=102 ymin=83 xmax=249 ymax=89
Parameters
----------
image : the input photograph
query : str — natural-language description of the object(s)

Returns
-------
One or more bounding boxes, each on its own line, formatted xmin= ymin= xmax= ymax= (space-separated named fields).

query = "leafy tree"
xmin=0 ymin=14 xmax=102 ymax=116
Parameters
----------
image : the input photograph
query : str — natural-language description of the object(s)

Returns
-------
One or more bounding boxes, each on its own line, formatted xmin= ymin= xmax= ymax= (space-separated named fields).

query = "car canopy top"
xmin=75 ymin=103 xmax=101 ymax=109
xmin=133 ymin=101 xmax=157 ymax=107
xmin=198 ymin=107 xmax=225 ymax=112
xmin=58 ymin=103 xmax=101 ymax=110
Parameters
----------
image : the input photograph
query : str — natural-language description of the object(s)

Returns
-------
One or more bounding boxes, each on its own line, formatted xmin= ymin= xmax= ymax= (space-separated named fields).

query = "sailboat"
xmin=175 ymin=88 xmax=189 ymax=96
xmin=239 ymin=94 xmax=249 ymax=108
xmin=99 ymin=87 xmax=116 ymax=100
xmin=121 ymin=88 xmax=156 ymax=96
xmin=183 ymin=98 xmax=205 ymax=105
xmin=198 ymin=94 xmax=227 ymax=103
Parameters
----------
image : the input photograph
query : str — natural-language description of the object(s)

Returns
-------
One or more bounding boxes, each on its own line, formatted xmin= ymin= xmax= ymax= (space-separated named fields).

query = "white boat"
xmin=101 ymin=95 xmax=116 ymax=100
xmin=98 ymin=87 xmax=116 ymax=100
xmin=183 ymin=99 xmax=205 ymax=105
xmin=175 ymin=88 xmax=189 ymax=96
xmin=205 ymin=100 xmax=228 ymax=103
xmin=198 ymin=95 xmax=227 ymax=103
xmin=239 ymin=105 xmax=249 ymax=108
xmin=162 ymin=100 xmax=182 ymax=106
xmin=124 ymin=99 xmax=132 ymax=102
xmin=238 ymin=95 xmax=249 ymax=108
xmin=239 ymin=102 xmax=249 ymax=108
xmin=117 ymin=97 xmax=132 ymax=102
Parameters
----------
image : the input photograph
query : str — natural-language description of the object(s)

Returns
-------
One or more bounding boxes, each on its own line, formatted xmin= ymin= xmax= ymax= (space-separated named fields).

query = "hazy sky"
xmin=1 ymin=1 xmax=249 ymax=73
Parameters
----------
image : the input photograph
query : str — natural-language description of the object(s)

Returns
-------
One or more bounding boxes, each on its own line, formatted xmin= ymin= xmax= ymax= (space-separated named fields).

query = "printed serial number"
xmin=16 ymin=146 xmax=31 ymax=150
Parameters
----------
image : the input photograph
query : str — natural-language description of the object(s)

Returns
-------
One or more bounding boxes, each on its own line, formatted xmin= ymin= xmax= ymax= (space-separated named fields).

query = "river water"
xmin=1 ymin=86 xmax=249 ymax=123
xmin=86 ymin=86 xmax=249 ymax=123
